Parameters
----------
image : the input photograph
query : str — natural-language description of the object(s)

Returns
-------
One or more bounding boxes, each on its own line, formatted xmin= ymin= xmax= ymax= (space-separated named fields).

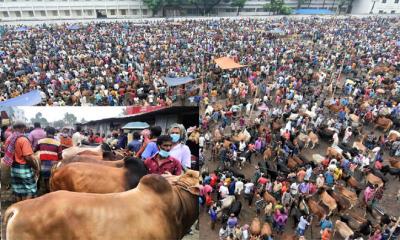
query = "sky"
xmin=18 ymin=106 xmax=125 ymax=123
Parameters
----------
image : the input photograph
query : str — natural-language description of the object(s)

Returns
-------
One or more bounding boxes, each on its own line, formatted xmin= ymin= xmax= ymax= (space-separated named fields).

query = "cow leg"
xmin=311 ymin=142 xmax=316 ymax=149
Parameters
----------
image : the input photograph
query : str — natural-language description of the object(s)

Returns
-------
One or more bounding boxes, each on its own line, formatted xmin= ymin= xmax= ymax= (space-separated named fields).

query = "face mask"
xmin=159 ymin=149 xmax=170 ymax=158
xmin=170 ymin=133 xmax=180 ymax=143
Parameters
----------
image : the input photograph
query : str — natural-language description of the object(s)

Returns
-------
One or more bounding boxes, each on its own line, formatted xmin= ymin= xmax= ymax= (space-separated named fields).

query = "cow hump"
xmin=139 ymin=174 xmax=172 ymax=195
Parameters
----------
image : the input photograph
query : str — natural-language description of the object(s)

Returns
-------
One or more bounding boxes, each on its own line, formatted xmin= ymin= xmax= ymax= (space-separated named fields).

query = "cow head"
xmin=175 ymin=170 xmax=200 ymax=196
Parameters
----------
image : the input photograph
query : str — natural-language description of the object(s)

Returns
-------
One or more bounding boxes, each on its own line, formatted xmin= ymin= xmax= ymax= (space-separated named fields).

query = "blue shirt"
xmin=127 ymin=140 xmax=142 ymax=153
xmin=141 ymin=142 xmax=158 ymax=159
xmin=320 ymin=219 xmax=333 ymax=230
xmin=324 ymin=172 xmax=334 ymax=185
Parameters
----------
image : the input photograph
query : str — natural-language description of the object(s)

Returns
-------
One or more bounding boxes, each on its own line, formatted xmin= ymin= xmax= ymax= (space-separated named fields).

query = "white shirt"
xmin=199 ymin=136 xmax=205 ymax=148
xmin=72 ymin=132 xmax=84 ymax=146
xmin=298 ymin=216 xmax=310 ymax=229
xmin=244 ymin=182 xmax=254 ymax=194
xmin=169 ymin=143 xmax=192 ymax=168
xmin=235 ymin=181 xmax=244 ymax=195
xmin=219 ymin=185 xmax=229 ymax=199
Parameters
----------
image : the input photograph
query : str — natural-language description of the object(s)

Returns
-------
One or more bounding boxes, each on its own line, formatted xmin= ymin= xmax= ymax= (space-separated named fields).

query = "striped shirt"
xmin=36 ymin=138 xmax=62 ymax=162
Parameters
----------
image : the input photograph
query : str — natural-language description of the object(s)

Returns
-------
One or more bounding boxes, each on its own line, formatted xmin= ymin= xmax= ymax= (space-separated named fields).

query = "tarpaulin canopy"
xmin=15 ymin=26 xmax=28 ymax=32
xmin=67 ymin=25 xmax=80 ymax=30
xmin=164 ymin=76 xmax=195 ymax=87
xmin=214 ymin=57 xmax=245 ymax=70
xmin=0 ymin=90 xmax=42 ymax=107
xmin=294 ymin=9 xmax=335 ymax=15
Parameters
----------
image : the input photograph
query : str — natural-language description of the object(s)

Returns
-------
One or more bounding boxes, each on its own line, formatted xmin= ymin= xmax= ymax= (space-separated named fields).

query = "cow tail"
xmin=4 ymin=206 xmax=18 ymax=240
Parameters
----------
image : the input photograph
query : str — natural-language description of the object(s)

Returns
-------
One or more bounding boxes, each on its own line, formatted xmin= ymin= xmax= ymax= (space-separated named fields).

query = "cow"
xmin=326 ymin=146 xmax=343 ymax=160
xmin=326 ymin=189 xmax=351 ymax=212
xmin=334 ymin=184 xmax=359 ymax=208
xmin=4 ymin=170 xmax=200 ymax=240
xmin=250 ymin=217 xmax=261 ymax=237
xmin=229 ymin=200 xmax=242 ymax=218
xmin=317 ymin=188 xmax=337 ymax=216
xmin=260 ymin=223 xmax=272 ymax=238
xmin=56 ymin=155 xmax=125 ymax=168
xmin=387 ymin=130 xmax=400 ymax=142
xmin=50 ymin=157 xmax=148 ymax=193
xmin=374 ymin=117 xmax=393 ymax=132
xmin=334 ymin=220 xmax=354 ymax=239
xmin=263 ymin=191 xmax=277 ymax=205
xmin=389 ymin=158 xmax=400 ymax=169
xmin=306 ymin=130 xmax=319 ymax=149
xmin=62 ymin=143 xmax=121 ymax=160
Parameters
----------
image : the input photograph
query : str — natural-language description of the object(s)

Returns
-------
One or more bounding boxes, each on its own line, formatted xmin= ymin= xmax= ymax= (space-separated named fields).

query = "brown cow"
xmin=334 ymin=220 xmax=354 ymax=239
xmin=374 ymin=117 xmax=393 ymax=132
xmin=57 ymin=155 xmax=125 ymax=168
xmin=62 ymin=143 xmax=120 ymax=160
xmin=50 ymin=157 xmax=148 ymax=193
xmin=250 ymin=217 xmax=261 ymax=236
xmin=327 ymin=189 xmax=351 ymax=212
xmin=317 ymin=188 xmax=337 ymax=216
xmin=4 ymin=171 xmax=200 ymax=240
xmin=260 ymin=223 xmax=272 ymax=238
xmin=306 ymin=130 xmax=319 ymax=149
xmin=389 ymin=158 xmax=400 ymax=169
xmin=263 ymin=192 xmax=277 ymax=205
xmin=306 ymin=198 xmax=326 ymax=221
xmin=365 ymin=173 xmax=384 ymax=187
xmin=326 ymin=147 xmax=343 ymax=160
xmin=335 ymin=185 xmax=359 ymax=209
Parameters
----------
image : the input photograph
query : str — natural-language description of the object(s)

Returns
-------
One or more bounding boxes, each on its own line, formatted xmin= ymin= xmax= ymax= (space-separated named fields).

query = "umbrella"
xmin=122 ymin=122 xmax=150 ymax=130
xmin=346 ymin=79 xmax=356 ymax=85
xmin=15 ymin=26 xmax=28 ymax=32
xmin=270 ymin=28 xmax=285 ymax=35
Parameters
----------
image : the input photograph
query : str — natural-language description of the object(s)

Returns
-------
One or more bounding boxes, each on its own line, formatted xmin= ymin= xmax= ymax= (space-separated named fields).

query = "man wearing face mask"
xmin=144 ymin=135 xmax=183 ymax=175
xmin=168 ymin=123 xmax=192 ymax=169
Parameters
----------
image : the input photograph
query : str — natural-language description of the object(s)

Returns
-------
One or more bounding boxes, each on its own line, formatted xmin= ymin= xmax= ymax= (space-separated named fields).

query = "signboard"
xmin=125 ymin=105 xmax=166 ymax=115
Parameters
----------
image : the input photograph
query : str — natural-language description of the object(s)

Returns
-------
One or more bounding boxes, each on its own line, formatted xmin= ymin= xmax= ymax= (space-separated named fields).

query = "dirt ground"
xmin=199 ymin=121 xmax=400 ymax=240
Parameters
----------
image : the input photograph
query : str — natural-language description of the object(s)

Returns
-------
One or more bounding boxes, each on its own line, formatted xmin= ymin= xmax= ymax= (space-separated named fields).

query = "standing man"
xmin=127 ymin=132 xmax=142 ymax=154
xmin=72 ymin=126 xmax=84 ymax=146
xmin=28 ymin=122 xmax=46 ymax=150
xmin=144 ymin=135 xmax=182 ymax=175
xmin=35 ymin=126 xmax=62 ymax=192
xmin=168 ymin=123 xmax=192 ymax=169
xmin=4 ymin=121 xmax=38 ymax=201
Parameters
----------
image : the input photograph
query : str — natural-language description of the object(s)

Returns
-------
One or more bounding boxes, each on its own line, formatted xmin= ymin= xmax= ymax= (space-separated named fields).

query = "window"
xmin=110 ymin=9 xmax=116 ymax=15
xmin=379 ymin=10 xmax=384 ymax=13
xmin=64 ymin=10 xmax=70 ymax=16
xmin=395 ymin=0 xmax=399 ymax=3
xmin=391 ymin=10 xmax=396 ymax=13
xmin=382 ymin=0 xmax=386 ymax=3
xmin=52 ymin=10 xmax=58 ymax=16
xmin=40 ymin=10 xmax=46 ymax=16
xmin=131 ymin=9 xmax=138 ymax=15
xmin=120 ymin=9 xmax=126 ymax=15
xmin=3 ymin=11 xmax=9 ymax=17
xmin=15 ymin=11 xmax=21 ymax=17
xmin=86 ymin=10 xmax=93 ymax=15
xmin=28 ymin=11 xmax=34 ymax=16
xmin=76 ymin=10 xmax=82 ymax=16
xmin=142 ymin=9 xmax=148 ymax=15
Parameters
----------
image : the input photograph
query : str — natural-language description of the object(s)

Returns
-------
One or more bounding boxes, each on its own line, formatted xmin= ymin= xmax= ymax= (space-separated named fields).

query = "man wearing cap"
xmin=3 ymin=121 xmax=38 ymax=201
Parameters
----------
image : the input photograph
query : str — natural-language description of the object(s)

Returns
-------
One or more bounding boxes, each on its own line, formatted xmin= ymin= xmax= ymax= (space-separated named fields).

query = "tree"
xmin=30 ymin=112 xmax=49 ymax=127
xmin=63 ymin=113 xmax=77 ymax=126
xmin=231 ymin=0 xmax=247 ymax=16
xmin=189 ymin=0 xmax=223 ymax=15
xmin=53 ymin=120 xmax=66 ymax=129
xmin=143 ymin=0 xmax=164 ymax=16
xmin=264 ymin=0 xmax=292 ymax=15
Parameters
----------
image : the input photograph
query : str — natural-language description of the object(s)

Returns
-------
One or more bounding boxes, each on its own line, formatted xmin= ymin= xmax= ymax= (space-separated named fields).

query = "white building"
xmin=0 ymin=0 xmax=398 ymax=21
xmin=352 ymin=0 xmax=400 ymax=14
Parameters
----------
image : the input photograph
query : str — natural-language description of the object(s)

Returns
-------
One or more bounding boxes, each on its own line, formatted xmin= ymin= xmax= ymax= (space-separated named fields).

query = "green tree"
xmin=264 ymin=0 xmax=292 ymax=15
xmin=30 ymin=112 xmax=49 ymax=127
xmin=53 ymin=120 xmax=66 ymax=129
xmin=63 ymin=113 xmax=77 ymax=126
xmin=143 ymin=0 xmax=164 ymax=16
xmin=188 ymin=0 xmax=223 ymax=15
xmin=231 ymin=0 xmax=247 ymax=16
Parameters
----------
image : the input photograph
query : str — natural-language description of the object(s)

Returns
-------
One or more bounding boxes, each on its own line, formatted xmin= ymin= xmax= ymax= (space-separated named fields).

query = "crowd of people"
xmin=1 ymin=120 xmax=199 ymax=200
xmin=197 ymin=16 xmax=400 ymax=240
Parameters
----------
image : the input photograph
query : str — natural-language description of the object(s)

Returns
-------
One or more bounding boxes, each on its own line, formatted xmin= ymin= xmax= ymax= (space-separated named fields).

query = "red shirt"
xmin=144 ymin=155 xmax=182 ymax=175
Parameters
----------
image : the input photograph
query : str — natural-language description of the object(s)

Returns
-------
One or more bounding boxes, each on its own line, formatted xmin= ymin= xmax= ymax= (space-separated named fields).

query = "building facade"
xmin=0 ymin=0 xmax=399 ymax=21
xmin=351 ymin=0 xmax=400 ymax=14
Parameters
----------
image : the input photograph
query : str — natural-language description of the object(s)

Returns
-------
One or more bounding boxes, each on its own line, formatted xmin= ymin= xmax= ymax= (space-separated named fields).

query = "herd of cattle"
xmin=2 ymin=143 xmax=199 ymax=240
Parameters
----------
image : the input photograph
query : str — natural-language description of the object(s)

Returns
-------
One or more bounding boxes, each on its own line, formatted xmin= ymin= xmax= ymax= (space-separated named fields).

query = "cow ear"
xmin=188 ymin=184 xmax=201 ymax=196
